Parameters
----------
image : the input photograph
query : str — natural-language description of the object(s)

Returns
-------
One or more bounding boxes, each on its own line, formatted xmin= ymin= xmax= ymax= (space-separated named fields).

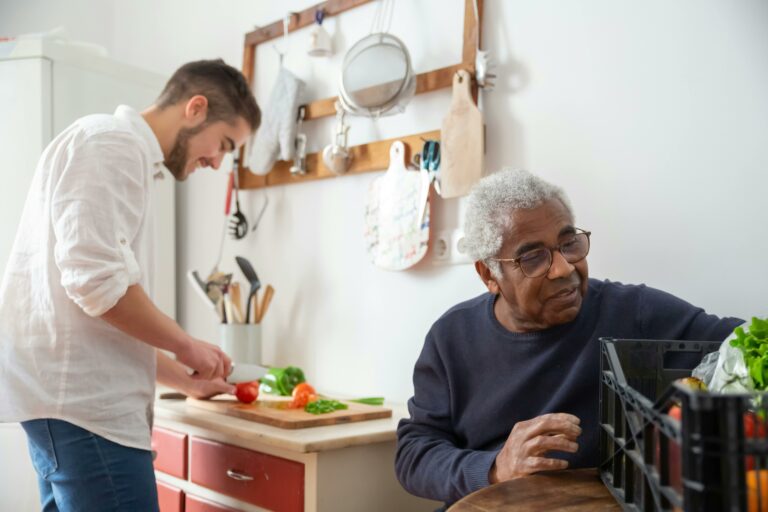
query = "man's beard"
xmin=165 ymin=125 xmax=204 ymax=180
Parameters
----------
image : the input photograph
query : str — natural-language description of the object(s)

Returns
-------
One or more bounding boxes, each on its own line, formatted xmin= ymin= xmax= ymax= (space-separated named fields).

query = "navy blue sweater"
xmin=395 ymin=279 xmax=743 ymax=506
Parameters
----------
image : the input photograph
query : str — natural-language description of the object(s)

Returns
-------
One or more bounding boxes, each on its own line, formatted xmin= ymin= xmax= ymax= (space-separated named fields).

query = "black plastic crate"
xmin=599 ymin=337 xmax=768 ymax=511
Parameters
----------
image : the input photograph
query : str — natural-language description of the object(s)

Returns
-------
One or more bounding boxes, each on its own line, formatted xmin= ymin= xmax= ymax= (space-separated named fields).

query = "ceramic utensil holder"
xmin=219 ymin=324 xmax=261 ymax=365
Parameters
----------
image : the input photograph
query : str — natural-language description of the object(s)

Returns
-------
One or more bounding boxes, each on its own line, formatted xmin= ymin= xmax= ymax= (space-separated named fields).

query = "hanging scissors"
xmin=416 ymin=139 xmax=441 ymax=229
xmin=421 ymin=140 xmax=441 ymax=195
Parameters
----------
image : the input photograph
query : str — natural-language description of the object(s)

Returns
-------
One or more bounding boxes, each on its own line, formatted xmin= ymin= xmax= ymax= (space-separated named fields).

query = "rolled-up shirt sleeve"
xmin=52 ymin=131 xmax=146 ymax=317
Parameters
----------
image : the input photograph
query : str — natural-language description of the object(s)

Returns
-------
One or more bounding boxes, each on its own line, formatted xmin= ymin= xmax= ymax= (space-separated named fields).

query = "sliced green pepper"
xmin=259 ymin=366 xmax=306 ymax=396
xmin=304 ymin=399 xmax=348 ymax=415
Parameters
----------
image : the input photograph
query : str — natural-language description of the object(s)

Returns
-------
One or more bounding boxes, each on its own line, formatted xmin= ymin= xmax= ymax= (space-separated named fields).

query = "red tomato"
xmin=290 ymin=383 xmax=317 ymax=409
xmin=745 ymin=411 xmax=767 ymax=471
xmin=669 ymin=405 xmax=767 ymax=471
xmin=745 ymin=411 xmax=767 ymax=438
xmin=235 ymin=381 xmax=259 ymax=404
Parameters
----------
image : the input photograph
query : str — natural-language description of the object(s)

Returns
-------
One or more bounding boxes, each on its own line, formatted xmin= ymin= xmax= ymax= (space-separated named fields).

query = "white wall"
xmin=1 ymin=0 xmax=766 ymax=408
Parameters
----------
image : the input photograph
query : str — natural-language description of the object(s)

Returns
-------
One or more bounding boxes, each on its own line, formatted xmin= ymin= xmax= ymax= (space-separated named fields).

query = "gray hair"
xmin=463 ymin=169 xmax=573 ymax=279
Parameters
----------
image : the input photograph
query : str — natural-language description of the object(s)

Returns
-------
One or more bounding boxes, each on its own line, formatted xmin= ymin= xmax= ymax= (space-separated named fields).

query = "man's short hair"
xmin=464 ymin=169 xmax=573 ymax=279
xmin=157 ymin=59 xmax=260 ymax=131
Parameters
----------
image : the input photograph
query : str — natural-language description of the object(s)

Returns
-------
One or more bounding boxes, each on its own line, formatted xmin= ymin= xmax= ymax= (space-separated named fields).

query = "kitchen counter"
xmin=154 ymin=396 xmax=408 ymax=454
xmin=152 ymin=395 xmax=438 ymax=512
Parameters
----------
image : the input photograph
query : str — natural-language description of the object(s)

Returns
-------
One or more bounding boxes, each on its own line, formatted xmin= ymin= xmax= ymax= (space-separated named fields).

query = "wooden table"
xmin=448 ymin=468 xmax=620 ymax=511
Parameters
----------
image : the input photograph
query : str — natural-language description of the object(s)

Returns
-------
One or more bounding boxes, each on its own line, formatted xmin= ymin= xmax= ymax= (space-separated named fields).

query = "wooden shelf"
xmin=240 ymin=129 xmax=440 ymax=189
xmin=239 ymin=0 xmax=482 ymax=189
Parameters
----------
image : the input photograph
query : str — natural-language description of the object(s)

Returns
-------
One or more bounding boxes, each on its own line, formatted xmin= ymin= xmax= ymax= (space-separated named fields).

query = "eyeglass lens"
xmin=519 ymin=233 xmax=590 ymax=277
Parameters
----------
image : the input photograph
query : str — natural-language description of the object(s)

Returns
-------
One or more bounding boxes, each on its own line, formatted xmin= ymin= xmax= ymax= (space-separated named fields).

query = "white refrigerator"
xmin=0 ymin=38 xmax=173 ymax=511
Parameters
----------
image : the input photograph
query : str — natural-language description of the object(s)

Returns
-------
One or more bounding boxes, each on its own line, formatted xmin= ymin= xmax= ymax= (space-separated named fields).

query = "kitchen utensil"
xmin=227 ymin=362 xmax=269 ymax=383
xmin=235 ymin=256 xmax=261 ymax=324
xmin=187 ymin=270 xmax=219 ymax=318
xmin=338 ymin=1 xmax=414 ymax=118
xmin=472 ymin=0 xmax=495 ymax=90
xmin=363 ymin=141 xmax=429 ymax=270
xmin=338 ymin=31 xmax=415 ymax=118
xmin=322 ymin=102 xmax=352 ymax=175
xmin=205 ymin=171 xmax=234 ymax=297
xmin=186 ymin=396 xmax=391 ymax=429
xmin=250 ymin=193 xmax=269 ymax=233
xmin=209 ymin=272 xmax=232 ymax=322
xmin=229 ymin=158 xmax=248 ymax=239
xmin=256 ymin=285 xmax=275 ymax=323
xmin=416 ymin=140 xmax=440 ymax=226
xmin=439 ymin=70 xmax=484 ymax=198
xmin=290 ymin=107 xmax=308 ymax=176
xmin=229 ymin=282 xmax=244 ymax=324
xmin=222 ymin=283 xmax=233 ymax=324
xmin=158 ymin=392 xmax=187 ymax=400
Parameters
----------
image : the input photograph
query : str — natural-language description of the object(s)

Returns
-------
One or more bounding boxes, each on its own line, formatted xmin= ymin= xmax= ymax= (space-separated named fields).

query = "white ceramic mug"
xmin=219 ymin=324 xmax=262 ymax=365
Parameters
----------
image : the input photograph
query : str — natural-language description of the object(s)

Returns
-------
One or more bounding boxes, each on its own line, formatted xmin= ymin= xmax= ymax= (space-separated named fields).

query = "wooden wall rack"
xmin=239 ymin=0 xmax=483 ymax=189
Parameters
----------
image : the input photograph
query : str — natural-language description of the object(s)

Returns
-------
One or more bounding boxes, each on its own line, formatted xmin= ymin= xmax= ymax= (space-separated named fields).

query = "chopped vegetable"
xmin=730 ymin=317 xmax=768 ymax=390
xmin=289 ymin=382 xmax=318 ymax=409
xmin=304 ymin=399 xmax=348 ymax=415
xmin=260 ymin=366 xmax=306 ymax=396
xmin=348 ymin=397 xmax=385 ymax=406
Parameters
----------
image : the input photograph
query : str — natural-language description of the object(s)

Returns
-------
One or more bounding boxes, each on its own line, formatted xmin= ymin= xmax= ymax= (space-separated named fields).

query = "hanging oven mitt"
xmin=247 ymin=68 xmax=305 ymax=175
xmin=363 ymin=141 xmax=430 ymax=271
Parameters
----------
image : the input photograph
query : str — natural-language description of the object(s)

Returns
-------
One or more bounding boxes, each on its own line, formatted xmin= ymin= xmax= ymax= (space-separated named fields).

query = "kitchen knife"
xmin=227 ymin=362 xmax=269 ymax=383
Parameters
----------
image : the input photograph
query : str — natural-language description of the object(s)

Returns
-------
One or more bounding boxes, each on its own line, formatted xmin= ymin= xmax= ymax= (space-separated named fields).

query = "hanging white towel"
xmin=247 ymin=68 xmax=305 ymax=175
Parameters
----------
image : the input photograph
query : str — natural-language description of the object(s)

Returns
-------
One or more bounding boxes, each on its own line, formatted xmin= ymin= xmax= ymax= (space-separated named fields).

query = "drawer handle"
xmin=226 ymin=469 xmax=254 ymax=481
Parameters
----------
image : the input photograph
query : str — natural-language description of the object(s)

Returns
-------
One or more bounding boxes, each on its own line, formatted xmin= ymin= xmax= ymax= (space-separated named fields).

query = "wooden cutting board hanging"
xmin=363 ymin=141 xmax=430 ymax=270
xmin=439 ymin=69 xmax=484 ymax=198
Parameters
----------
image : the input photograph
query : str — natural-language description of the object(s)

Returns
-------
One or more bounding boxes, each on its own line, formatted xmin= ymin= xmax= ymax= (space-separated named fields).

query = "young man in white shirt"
xmin=0 ymin=59 xmax=261 ymax=511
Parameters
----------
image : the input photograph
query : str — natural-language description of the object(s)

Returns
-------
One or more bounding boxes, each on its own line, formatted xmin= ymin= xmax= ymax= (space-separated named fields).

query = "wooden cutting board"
xmin=440 ymin=69 xmax=484 ymax=198
xmin=186 ymin=396 xmax=392 ymax=429
xmin=363 ymin=140 xmax=430 ymax=270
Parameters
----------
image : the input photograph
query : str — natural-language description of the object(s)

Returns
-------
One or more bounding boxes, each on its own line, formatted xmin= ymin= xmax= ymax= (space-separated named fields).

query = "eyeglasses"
xmin=489 ymin=229 xmax=591 ymax=278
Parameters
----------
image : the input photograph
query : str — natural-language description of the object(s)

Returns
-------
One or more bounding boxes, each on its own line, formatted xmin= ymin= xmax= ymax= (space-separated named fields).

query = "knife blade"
xmin=227 ymin=362 xmax=269 ymax=383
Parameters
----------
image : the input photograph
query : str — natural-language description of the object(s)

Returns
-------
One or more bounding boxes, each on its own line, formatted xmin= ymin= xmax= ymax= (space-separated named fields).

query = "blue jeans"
xmin=21 ymin=419 xmax=159 ymax=512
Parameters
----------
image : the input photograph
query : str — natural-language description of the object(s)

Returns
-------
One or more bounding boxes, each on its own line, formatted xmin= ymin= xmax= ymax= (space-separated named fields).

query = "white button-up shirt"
xmin=0 ymin=105 xmax=166 ymax=450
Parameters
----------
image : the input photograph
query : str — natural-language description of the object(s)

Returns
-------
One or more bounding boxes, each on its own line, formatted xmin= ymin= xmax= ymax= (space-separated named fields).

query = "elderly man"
xmin=395 ymin=169 xmax=743 ymax=507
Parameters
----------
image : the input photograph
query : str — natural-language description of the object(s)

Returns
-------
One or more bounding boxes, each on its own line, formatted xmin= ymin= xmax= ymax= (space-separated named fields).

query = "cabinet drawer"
xmin=185 ymin=494 xmax=239 ymax=512
xmin=152 ymin=427 xmax=188 ymax=479
xmin=190 ymin=437 xmax=304 ymax=512
xmin=157 ymin=481 xmax=184 ymax=512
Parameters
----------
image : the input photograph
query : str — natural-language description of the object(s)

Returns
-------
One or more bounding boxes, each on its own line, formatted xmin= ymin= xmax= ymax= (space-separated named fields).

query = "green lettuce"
xmin=729 ymin=317 xmax=768 ymax=390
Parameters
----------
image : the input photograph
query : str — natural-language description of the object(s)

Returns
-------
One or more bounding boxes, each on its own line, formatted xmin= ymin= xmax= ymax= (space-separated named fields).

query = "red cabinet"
xmin=189 ymin=437 xmax=304 ymax=512
xmin=185 ymin=494 xmax=240 ymax=512
xmin=152 ymin=426 xmax=188 ymax=479
xmin=157 ymin=481 xmax=184 ymax=512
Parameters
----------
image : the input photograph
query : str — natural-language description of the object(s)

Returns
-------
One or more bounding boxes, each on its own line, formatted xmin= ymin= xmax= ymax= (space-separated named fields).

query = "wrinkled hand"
xmin=185 ymin=376 xmax=235 ymax=400
xmin=490 ymin=413 xmax=582 ymax=483
xmin=176 ymin=338 xmax=231 ymax=381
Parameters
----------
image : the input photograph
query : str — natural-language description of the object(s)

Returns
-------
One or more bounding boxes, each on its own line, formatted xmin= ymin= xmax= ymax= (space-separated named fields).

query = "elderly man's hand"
xmin=489 ymin=413 xmax=582 ymax=483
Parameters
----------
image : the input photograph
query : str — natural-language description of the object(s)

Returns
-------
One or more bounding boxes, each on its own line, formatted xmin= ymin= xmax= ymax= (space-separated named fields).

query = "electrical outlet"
xmin=432 ymin=230 xmax=451 ymax=262
xmin=432 ymin=229 xmax=472 ymax=265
